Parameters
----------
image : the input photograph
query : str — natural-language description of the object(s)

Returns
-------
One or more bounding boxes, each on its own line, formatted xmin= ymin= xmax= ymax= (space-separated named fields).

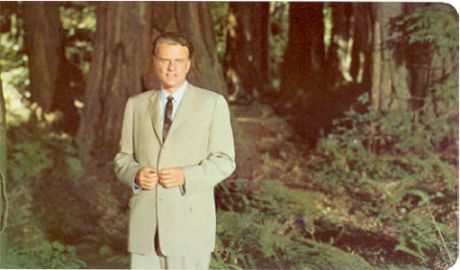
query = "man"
xmin=114 ymin=32 xmax=236 ymax=269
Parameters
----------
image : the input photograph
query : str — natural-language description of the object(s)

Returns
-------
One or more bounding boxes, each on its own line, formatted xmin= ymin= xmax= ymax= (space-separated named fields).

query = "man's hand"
xmin=135 ymin=167 xmax=159 ymax=190
xmin=158 ymin=167 xmax=185 ymax=188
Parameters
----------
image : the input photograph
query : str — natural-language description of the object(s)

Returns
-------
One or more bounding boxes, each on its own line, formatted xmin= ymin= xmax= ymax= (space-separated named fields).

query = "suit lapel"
xmin=164 ymin=84 xmax=195 ymax=144
xmin=148 ymin=90 xmax=163 ymax=144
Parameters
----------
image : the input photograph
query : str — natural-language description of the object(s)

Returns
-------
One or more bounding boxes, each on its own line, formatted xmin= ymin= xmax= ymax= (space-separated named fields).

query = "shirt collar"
xmin=160 ymin=81 xmax=188 ymax=104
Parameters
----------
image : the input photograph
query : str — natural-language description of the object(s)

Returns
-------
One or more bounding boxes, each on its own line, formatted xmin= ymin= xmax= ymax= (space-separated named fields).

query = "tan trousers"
xmin=130 ymin=251 xmax=211 ymax=269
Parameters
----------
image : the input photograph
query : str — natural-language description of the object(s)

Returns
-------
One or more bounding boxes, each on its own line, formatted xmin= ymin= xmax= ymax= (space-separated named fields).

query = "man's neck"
xmin=162 ymin=81 xmax=188 ymax=94
xmin=163 ymin=87 xmax=177 ymax=94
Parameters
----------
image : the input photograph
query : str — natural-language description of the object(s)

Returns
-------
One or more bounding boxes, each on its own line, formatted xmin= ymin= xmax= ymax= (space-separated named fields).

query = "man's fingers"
xmin=159 ymin=178 xmax=179 ymax=188
xmin=158 ymin=171 xmax=172 ymax=178
xmin=141 ymin=181 xmax=156 ymax=190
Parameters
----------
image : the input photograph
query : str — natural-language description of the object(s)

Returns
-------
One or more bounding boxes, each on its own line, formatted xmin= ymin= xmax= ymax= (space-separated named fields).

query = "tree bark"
xmin=350 ymin=3 xmax=373 ymax=86
xmin=22 ymin=2 xmax=80 ymax=134
xmin=22 ymin=2 xmax=62 ymax=112
xmin=371 ymin=3 xmax=411 ymax=112
xmin=0 ymin=79 xmax=7 ymax=267
xmin=223 ymin=2 xmax=269 ymax=102
xmin=78 ymin=2 xmax=153 ymax=160
xmin=278 ymin=3 xmax=325 ymax=145
xmin=279 ymin=3 xmax=325 ymax=108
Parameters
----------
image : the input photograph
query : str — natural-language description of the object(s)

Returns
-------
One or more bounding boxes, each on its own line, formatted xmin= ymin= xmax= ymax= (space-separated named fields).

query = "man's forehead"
xmin=157 ymin=43 xmax=189 ymax=52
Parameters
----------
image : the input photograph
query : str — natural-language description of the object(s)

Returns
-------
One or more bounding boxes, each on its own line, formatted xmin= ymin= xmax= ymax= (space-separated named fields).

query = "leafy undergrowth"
xmin=227 ymin=98 xmax=458 ymax=270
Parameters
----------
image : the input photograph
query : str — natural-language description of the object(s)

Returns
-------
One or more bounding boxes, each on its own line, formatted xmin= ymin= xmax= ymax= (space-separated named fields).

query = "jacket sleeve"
xmin=114 ymin=97 xmax=143 ymax=193
xmin=181 ymin=95 xmax=236 ymax=195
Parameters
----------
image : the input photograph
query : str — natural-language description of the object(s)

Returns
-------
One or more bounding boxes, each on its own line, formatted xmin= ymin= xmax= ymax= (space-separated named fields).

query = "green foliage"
xmin=210 ymin=2 xmax=229 ymax=63
xmin=6 ymin=240 xmax=86 ymax=269
xmin=6 ymin=120 xmax=90 ymax=267
xmin=0 ymin=2 xmax=26 ymax=72
xmin=393 ymin=208 xmax=456 ymax=266
xmin=313 ymin=89 xmax=457 ymax=267
xmin=396 ymin=4 xmax=458 ymax=57
xmin=60 ymin=3 xmax=96 ymax=75
xmin=8 ymin=122 xmax=84 ymax=185
xmin=213 ymin=179 xmax=373 ymax=269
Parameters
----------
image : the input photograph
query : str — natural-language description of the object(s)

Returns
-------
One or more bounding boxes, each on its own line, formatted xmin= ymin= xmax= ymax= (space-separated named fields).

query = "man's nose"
xmin=167 ymin=61 xmax=176 ymax=71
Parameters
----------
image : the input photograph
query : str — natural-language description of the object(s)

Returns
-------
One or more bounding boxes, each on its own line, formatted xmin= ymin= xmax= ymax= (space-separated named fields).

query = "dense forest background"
xmin=0 ymin=2 xmax=458 ymax=269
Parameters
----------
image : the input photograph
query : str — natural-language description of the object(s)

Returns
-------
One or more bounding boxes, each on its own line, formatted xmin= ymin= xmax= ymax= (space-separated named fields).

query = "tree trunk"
xmin=78 ymin=2 xmax=153 ymax=161
xmin=371 ymin=3 xmax=411 ymax=112
xmin=280 ymin=3 xmax=325 ymax=108
xmin=223 ymin=2 xmax=269 ymax=103
xmin=22 ymin=2 xmax=62 ymax=112
xmin=0 ymin=79 xmax=7 ymax=267
xmin=350 ymin=3 xmax=373 ymax=86
xmin=279 ymin=3 xmax=325 ymax=145
xmin=22 ymin=2 xmax=80 ymax=134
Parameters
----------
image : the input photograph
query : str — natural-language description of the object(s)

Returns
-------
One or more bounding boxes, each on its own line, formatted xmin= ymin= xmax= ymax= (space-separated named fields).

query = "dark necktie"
xmin=163 ymin=95 xmax=173 ymax=142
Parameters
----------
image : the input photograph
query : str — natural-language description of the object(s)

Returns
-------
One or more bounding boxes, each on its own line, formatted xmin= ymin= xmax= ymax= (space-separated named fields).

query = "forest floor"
xmin=232 ymin=102 xmax=450 ymax=268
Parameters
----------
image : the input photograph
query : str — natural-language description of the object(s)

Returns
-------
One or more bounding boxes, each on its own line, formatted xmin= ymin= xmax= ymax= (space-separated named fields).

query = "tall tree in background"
xmin=278 ymin=3 xmax=325 ymax=144
xmin=23 ymin=2 xmax=79 ymax=134
xmin=350 ymin=3 xmax=373 ymax=87
xmin=318 ymin=3 xmax=373 ymax=138
xmin=223 ymin=2 xmax=269 ymax=103
xmin=23 ymin=2 xmax=61 ymax=113
xmin=0 ymin=79 xmax=7 ymax=267
xmin=371 ymin=3 xmax=411 ymax=113
xmin=325 ymin=3 xmax=372 ymax=86
xmin=280 ymin=3 xmax=325 ymax=107
xmin=77 ymin=2 xmax=153 ymax=165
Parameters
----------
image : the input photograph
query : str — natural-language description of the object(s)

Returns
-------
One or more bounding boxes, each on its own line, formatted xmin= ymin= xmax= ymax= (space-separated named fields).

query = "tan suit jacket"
xmin=114 ymin=84 xmax=235 ymax=256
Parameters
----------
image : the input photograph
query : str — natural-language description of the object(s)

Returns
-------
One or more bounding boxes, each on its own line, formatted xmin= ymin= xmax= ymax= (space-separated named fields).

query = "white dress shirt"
xmin=159 ymin=81 xmax=188 ymax=134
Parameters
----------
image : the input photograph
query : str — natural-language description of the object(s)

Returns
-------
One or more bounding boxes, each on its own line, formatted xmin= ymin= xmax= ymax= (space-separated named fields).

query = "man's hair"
xmin=152 ymin=32 xmax=194 ymax=59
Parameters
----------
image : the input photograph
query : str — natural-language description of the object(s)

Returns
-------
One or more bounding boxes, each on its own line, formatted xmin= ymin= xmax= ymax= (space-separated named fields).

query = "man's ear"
xmin=186 ymin=59 xmax=191 ymax=73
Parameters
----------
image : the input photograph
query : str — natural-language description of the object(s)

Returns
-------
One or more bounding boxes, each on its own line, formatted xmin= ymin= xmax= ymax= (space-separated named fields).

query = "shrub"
xmin=212 ymin=179 xmax=374 ymax=269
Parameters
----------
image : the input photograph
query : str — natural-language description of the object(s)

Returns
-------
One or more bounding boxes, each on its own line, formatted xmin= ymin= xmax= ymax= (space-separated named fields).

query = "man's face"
xmin=153 ymin=43 xmax=191 ymax=92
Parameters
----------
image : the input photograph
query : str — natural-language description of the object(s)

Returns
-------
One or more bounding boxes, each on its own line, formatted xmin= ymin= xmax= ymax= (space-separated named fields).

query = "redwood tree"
xmin=223 ymin=2 xmax=269 ymax=102
xmin=279 ymin=3 xmax=325 ymax=107
xmin=0 ymin=79 xmax=7 ymax=267
xmin=23 ymin=2 xmax=61 ymax=112
xmin=22 ymin=2 xmax=80 ymax=134
xmin=370 ymin=3 xmax=411 ymax=113
xmin=278 ymin=3 xmax=325 ymax=144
